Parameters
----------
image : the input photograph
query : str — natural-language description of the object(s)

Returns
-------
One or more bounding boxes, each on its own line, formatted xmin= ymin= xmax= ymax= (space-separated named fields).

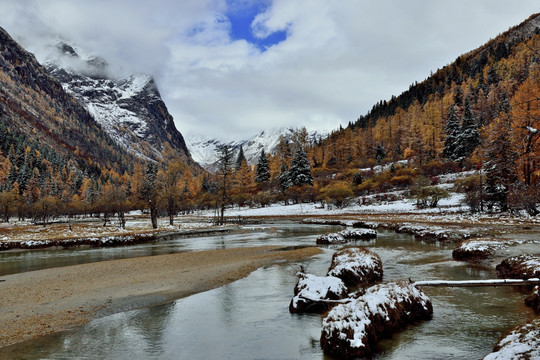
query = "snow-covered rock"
xmin=452 ymin=239 xmax=511 ymax=261
xmin=525 ymin=285 xmax=540 ymax=312
xmin=339 ymin=228 xmax=377 ymax=240
xmin=327 ymin=247 xmax=383 ymax=287
xmin=321 ymin=282 xmax=433 ymax=359
xmin=316 ymin=229 xmax=377 ymax=244
xmin=289 ymin=273 xmax=347 ymax=313
xmin=484 ymin=316 xmax=540 ymax=360
xmin=316 ymin=233 xmax=347 ymax=244
xmin=496 ymin=254 xmax=540 ymax=279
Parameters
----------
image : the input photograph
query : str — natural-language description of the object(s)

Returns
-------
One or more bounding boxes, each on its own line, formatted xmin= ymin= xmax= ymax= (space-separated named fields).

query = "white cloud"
xmin=0 ymin=0 xmax=538 ymax=141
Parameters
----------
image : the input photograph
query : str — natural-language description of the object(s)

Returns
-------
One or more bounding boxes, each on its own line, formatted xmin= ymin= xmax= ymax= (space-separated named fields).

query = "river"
xmin=1 ymin=222 xmax=535 ymax=359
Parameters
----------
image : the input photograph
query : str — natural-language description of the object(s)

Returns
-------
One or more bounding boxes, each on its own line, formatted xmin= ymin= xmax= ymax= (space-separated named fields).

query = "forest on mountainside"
xmin=0 ymin=15 xmax=539 ymax=225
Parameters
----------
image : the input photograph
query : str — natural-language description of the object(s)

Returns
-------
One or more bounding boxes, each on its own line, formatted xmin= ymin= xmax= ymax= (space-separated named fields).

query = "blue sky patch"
xmin=226 ymin=0 xmax=287 ymax=51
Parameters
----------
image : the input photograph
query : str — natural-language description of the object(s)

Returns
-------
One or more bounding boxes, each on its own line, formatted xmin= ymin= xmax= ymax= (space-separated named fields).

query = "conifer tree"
xmin=278 ymin=163 xmax=290 ymax=193
xmin=457 ymin=98 xmax=480 ymax=159
xmin=443 ymin=105 xmax=461 ymax=161
xmin=235 ymin=146 xmax=246 ymax=170
xmin=288 ymin=147 xmax=313 ymax=187
xmin=254 ymin=150 xmax=270 ymax=185
xmin=374 ymin=143 xmax=386 ymax=165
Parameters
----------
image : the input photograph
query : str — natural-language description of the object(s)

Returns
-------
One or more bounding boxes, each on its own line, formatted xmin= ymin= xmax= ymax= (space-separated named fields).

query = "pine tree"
xmin=140 ymin=163 xmax=159 ymax=228
xmin=254 ymin=150 xmax=270 ymax=185
xmin=443 ymin=105 xmax=461 ymax=161
xmin=374 ymin=143 xmax=386 ymax=165
xmin=235 ymin=146 xmax=246 ymax=170
xmin=278 ymin=163 xmax=291 ymax=193
xmin=457 ymin=98 xmax=480 ymax=159
xmin=288 ymin=147 xmax=313 ymax=187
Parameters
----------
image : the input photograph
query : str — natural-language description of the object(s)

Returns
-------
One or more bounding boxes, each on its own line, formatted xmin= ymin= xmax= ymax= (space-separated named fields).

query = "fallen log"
xmin=413 ymin=278 xmax=540 ymax=287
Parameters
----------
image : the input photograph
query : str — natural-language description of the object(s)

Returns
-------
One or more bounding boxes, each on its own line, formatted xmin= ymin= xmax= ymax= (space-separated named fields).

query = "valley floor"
xmin=0 ymin=245 xmax=321 ymax=349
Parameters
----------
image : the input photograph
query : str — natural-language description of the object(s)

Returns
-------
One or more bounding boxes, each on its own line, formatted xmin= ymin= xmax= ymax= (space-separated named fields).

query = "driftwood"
xmin=413 ymin=278 xmax=540 ymax=287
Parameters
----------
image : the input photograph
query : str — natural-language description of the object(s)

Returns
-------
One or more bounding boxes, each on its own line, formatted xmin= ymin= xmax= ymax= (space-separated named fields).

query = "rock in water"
xmin=320 ymin=281 xmax=433 ymax=359
xmin=327 ymin=247 xmax=383 ymax=287
xmin=289 ymin=273 xmax=347 ymax=313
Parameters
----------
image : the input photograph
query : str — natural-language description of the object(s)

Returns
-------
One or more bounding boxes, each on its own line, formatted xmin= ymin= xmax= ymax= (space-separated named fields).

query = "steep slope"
xmin=353 ymin=13 xmax=540 ymax=129
xmin=313 ymin=13 xmax=539 ymax=173
xmin=0 ymin=26 xmax=131 ymax=175
xmin=187 ymin=128 xmax=325 ymax=171
xmin=44 ymin=42 xmax=191 ymax=163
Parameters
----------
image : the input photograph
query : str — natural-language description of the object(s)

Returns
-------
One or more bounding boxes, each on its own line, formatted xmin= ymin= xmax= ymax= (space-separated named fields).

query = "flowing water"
xmin=1 ymin=223 xmax=535 ymax=359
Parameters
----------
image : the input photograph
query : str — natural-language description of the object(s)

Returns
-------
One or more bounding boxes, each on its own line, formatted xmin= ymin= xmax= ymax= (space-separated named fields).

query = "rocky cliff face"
xmin=45 ymin=42 xmax=191 ymax=163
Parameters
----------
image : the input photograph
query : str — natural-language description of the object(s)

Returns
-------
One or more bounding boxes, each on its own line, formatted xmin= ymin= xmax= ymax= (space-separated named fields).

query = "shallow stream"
xmin=1 ymin=222 xmax=535 ymax=359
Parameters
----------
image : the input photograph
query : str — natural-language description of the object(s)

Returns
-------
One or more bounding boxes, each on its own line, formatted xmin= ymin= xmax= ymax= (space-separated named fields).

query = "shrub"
xmin=454 ymin=175 xmax=484 ymax=212
xmin=389 ymin=175 xmax=414 ymax=187
xmin=320 ymin=181 xmax=354 ymax=208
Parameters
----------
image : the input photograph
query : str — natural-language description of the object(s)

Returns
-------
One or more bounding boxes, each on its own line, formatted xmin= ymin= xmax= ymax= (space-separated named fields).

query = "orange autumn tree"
xmin=510 ymin=65 xmax=540 ymax=186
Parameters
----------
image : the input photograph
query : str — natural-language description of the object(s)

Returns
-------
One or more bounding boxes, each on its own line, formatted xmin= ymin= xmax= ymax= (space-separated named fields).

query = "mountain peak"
xmin=44 ymin=41 xmax=192 ymax=163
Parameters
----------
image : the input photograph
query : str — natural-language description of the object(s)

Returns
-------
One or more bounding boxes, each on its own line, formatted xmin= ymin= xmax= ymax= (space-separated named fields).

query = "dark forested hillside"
xmin=0 ymin=26 xmax=134 ymax=176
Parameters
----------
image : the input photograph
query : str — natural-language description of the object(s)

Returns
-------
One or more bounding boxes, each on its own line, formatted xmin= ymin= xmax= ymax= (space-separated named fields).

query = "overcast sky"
xmin=0 ymin=1 xmax=538 ymax=141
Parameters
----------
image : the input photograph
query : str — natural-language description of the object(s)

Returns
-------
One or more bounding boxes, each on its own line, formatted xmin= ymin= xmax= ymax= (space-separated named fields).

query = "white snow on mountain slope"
xmin=43 ymin=40 xmax=191 ymax=163
xmin=187 ymin=127 xmax=325 ymax=171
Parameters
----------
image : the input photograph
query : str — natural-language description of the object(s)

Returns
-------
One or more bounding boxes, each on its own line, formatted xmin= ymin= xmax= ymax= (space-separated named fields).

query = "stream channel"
xmin=0 ymin=221 xmax=535 ymax=359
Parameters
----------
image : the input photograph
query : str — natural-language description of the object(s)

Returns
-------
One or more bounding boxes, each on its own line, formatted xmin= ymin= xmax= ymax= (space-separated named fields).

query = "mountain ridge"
xmin=187 ymin=127 xmax=325 ymax=171
xmin=44 ymin=41 xmax=192 ymax=164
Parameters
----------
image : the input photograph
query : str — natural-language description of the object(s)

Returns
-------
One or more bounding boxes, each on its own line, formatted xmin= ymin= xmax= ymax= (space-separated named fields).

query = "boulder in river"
xmin=320 ymin=281 xmax=433 ymax=359
xmin=289 ymin=273 xmax=347 ymax=313
xmin=483 ymin=316 xmax=540 ymax=360
xmin=496 ymin=254 xmax=540 ymax=279
xmin=327 ymin=247 xmax=383 ymax=287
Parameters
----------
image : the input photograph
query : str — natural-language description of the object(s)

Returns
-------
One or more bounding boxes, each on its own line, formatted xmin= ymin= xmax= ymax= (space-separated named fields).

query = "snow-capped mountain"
xmin=187 ymin=128 xmax=325 ymax=171
xmin=44 ymin=42 xmax=191 ymax=163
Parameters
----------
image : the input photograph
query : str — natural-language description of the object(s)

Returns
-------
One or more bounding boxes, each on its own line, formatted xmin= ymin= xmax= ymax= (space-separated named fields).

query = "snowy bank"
xmin=483 ymin=316 xmax=540 ymax=360
xmin=320 ymin=282 xmax=433 ymax=359
xmin=327 ymin=247 xmax=383 ymax=287
xmin=0 ymin=233 xmax=156 ymax=251
xmin=289 ymin=273 xmax=347 ymax=314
